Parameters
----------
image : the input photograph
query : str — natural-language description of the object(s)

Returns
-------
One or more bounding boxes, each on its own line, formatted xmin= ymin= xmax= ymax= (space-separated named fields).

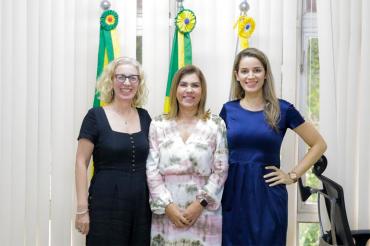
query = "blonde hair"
xmin=231 ymin=48 xmax=280 ymax=130
xmin=167 ymin=65 xmax=210 ymax=120
xmin=96 ymin=57 xmax=148 ymax=107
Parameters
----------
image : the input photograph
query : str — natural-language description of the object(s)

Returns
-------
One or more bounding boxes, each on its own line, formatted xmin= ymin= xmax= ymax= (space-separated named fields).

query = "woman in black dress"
xmin=74 ymin=57 xmax=151 ymax=245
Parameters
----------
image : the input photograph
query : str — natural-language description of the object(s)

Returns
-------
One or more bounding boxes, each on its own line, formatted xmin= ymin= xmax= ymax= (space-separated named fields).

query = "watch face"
xmin=200 ymin=199 xmax=208 ymax=207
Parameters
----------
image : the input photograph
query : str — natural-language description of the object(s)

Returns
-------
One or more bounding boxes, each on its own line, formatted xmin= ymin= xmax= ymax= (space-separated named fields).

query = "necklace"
xmin=111 ymin=106 xmax=133 ymax=127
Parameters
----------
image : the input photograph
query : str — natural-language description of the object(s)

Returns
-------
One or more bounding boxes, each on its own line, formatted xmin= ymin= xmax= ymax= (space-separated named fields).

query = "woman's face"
xmin=112 ymin=64 xmax=140 ymax=102
xmin=176 ymin=73 xmax=202 ymax=112
xmin=235 ymin=56 xmax=266 ymax=96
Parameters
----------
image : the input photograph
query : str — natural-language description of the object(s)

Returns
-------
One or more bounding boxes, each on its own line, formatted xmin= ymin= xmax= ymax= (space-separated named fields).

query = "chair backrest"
xmin=317 ymin=174 xmax=354 ymax=245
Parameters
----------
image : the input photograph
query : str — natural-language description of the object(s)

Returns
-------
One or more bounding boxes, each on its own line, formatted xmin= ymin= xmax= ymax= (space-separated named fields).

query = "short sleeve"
xmin=138 ymin=108 xmax=152 ymax=137
xmin=219 ymin=104 xmax=227 ymax=122
xmin=78 ymin=108 xmax=98 ymax=144
xmin=286 ymin=103 xmax=305 ymax=129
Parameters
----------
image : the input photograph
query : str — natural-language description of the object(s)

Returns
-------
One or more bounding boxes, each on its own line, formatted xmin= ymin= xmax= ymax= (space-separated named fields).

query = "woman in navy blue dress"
xmin=220 ymin=48 xmax=327 ymax=246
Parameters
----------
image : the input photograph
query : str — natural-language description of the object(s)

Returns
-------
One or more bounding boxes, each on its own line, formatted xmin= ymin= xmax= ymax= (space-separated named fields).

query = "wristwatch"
xmin=288 ymin=171 xmax=298 ymax=183
xmin=199 ymin=199 xmax=208 ymax=208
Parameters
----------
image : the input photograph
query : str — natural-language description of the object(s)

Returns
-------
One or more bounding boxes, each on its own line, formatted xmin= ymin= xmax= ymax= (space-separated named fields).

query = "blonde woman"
xmin=146 ymin=65 xmax=228 ymax=245
xmin=220 ymin=48 xmax=327 ymax=245
xmin=75 ymin=57 xmax=151 ymax=245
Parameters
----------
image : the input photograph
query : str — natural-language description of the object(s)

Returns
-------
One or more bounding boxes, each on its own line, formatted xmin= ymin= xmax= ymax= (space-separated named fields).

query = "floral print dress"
xmin=146 ymin=115 xmax=229 ymax=246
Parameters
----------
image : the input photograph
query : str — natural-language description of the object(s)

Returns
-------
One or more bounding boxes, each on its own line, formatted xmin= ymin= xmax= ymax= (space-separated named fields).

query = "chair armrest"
xmin=351 ymin=230 xmax=370 ymax=246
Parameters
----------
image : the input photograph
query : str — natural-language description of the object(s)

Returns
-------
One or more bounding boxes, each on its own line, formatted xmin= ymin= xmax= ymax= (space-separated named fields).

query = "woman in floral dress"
xmin=146 ymin=65 xmax=229 ymax=246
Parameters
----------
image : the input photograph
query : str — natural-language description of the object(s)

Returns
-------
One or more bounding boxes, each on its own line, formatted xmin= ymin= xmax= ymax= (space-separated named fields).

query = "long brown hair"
xmin=230 ymin=48 xmax=280 ymax=130
xmin=167 ymin=65 xmax=209 ymax=120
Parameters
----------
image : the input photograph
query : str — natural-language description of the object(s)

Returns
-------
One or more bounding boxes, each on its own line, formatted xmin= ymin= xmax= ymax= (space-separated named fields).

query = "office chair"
xmin=298 ymin=156 xmax=370 ymax=246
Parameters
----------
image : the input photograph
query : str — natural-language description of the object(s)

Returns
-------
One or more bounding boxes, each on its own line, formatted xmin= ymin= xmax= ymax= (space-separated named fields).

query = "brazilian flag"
xmin=164 ymin=9 xmax=196 ymax=113
xmin=94 ymin=9 xmax=121 ymax=107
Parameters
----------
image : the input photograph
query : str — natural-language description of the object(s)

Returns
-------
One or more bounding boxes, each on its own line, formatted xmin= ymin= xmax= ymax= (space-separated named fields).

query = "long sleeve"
xmin=146 ymin=119 xmax=173 ymax=214
xmin=197 ymin=116 xmax=229 ymax=210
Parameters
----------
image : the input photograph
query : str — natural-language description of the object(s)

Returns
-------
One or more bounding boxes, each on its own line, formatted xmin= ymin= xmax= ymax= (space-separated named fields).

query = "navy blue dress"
xmin=220 ymin=99 xmax=304 ymax=246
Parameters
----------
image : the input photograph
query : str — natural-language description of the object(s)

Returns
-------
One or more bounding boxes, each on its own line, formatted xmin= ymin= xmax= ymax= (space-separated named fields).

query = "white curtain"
xmin=0 ymin=0 xmax=136 ymax=245
xmin=0 ymin=0 xmax=306 ymax=245
xmin=317 ymin=0 xmax=370 ymax=229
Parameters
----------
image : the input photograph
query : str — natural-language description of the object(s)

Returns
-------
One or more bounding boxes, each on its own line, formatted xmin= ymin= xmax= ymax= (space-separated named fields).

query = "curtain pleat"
xmin=318 ymin=0 xmax=370 ymax=229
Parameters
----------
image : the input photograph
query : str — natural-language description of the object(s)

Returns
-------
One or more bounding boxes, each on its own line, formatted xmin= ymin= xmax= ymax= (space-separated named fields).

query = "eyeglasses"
xmin=114 ymin=74 xmax=140 ymax=84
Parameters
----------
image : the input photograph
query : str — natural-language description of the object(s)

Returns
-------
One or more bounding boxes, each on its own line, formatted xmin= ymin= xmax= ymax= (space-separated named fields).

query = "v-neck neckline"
xmin=173 ymin=118 xmax=201 ymax=145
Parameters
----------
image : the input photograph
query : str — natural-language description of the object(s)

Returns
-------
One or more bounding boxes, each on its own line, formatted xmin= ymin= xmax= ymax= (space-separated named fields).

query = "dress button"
xmin=132 ymin=169 xmax=136 ymax=172
xmin=132 ymin=160 xmax=135 ymax=163
xmin=132 ymin=164 xmax=135 ymax=167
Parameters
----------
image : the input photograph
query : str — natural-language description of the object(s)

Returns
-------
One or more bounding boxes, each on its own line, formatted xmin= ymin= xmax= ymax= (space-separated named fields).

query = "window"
xmin=297 ymin=0 xmax=320 ymax=245
xmin=136 ymin=0 xmax=143 ymax=63
xmin=299 ymin=223 xmax=320 ymax=246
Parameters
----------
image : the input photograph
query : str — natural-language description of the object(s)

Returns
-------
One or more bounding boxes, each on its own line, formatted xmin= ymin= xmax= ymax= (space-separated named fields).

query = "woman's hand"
xmin=183 ymin=201 xmax=204 ymax=226
xmin=264 ymin=166 xmax=295 ymax=186
xmin=75 ymin=212 xmax=90 ymax=235
xmin=165 ymin=203 xmax=190 ymax=228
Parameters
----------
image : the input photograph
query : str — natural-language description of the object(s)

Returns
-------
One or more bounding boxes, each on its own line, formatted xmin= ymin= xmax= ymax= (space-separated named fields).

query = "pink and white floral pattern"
xmin=146 ymin=114 xmax=228 ymax=246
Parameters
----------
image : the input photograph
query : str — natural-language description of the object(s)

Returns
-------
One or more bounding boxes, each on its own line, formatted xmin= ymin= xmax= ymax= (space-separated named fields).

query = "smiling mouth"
xmin=182 ymin=96 xmax=196 ymax=101
xmin=246 ymin=80 xmax=257 ymax=83
xmin=244 ymin=80 xmax=258 ymax=86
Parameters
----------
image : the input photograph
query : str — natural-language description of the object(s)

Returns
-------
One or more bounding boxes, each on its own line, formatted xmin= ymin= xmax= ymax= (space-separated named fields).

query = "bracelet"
xmin=76 ymin=209 xmax=89 ymax=215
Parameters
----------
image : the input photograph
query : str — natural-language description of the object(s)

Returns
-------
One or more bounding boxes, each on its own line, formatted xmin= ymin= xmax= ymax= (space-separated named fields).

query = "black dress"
xmin=78 ymin=107 xmax=152 ymax=246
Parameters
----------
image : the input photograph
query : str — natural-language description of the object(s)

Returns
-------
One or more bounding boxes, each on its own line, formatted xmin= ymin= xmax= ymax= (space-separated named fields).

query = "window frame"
xmin=296 ymin=2 xmax=320 ymax=245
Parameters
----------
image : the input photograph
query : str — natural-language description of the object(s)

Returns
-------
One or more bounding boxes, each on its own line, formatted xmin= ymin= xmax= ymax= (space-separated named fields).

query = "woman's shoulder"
xmin=278 ymin=98 xmax=291 ymax=105
xmin=88 ymin=106 xmax=103 ymax=113
xmin=136 ymin=107 xmax=151 ymax=119
xmin=206 ymin=114 xmax=226 ymax=131
xmin=278 ymin=98 xmax=296 ymax=111
xmin=152 ymin=114 xmax=168 ymax=122
xmin=137 ymin=107 xmax=149 ymax=114
xmin=85 ymin=106 xmax=103 ymax=118
xmin=150 ymin=114 xmax=172 ymax=127
xmin=209 ymin=114 xmax=225 ymax=124
xmin=223 ymin=99 xmax=240 ymax=108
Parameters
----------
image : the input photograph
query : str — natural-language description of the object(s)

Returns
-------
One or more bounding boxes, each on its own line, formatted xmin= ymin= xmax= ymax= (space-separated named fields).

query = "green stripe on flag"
xmin=165 ymin=30 xmax=179 ymax=97
xmin=184 ymin=33 xmax=192 ymax=65
xmin=164 ymin=24 xmax=193 ymax=113
xmin=103 ymin=30 xmax=115 ymax=62
xmin=93 ymin=28 xmax=116 ymax=108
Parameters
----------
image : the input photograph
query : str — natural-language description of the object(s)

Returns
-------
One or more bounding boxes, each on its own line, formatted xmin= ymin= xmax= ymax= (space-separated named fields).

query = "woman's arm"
xmin=146 ymin=120 xmax=190 ymax=227
xmin=146 ymin=120 xmax=174 ymax=214
xmin=196 ymin=117 xmax=229 ymax=210
xmin=265 ymin=122 xmax=327 ymax=186
xmin=75 ymin=138 xmax=94 ymax=235
xmin=290 ymin=122 xmax=327 ymax=177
